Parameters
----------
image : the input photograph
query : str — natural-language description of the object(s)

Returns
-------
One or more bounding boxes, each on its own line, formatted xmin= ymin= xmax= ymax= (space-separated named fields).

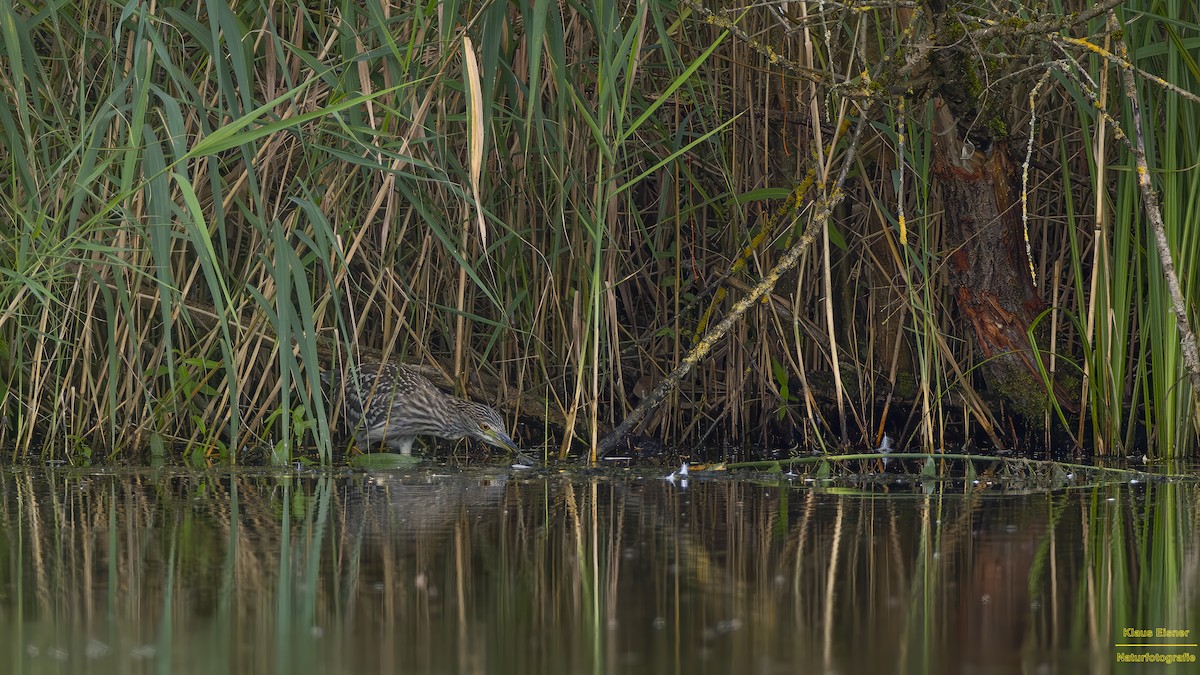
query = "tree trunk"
xmin=930 ymin=100 xmax=1077 ymax=421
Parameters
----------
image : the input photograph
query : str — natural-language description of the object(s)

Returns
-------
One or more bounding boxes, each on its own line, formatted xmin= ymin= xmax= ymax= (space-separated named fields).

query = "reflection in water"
xmin=0 ymin=469 xmax=1197 ymax=674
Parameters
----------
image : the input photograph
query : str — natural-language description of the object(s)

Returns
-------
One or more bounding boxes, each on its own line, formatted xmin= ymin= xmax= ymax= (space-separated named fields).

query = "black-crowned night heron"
xmin=325 ymin=362 xmax=520 ymax=456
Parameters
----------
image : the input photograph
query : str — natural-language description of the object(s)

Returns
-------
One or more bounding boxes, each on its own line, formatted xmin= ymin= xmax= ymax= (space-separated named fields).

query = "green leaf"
xmin=733 ymin=187 xmax=792 ymax=204
xmin=816 ymin=460 xmax=831 ymax=479
xmin=349 ymin=453 xmax=424 ymax=469
xmin=921 ymin=457 xmax=937 ymax=478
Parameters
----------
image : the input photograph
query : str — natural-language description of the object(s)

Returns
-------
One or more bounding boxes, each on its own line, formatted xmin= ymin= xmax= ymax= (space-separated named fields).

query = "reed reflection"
xmin=0 ymin=470 xmax=1195 ymax=675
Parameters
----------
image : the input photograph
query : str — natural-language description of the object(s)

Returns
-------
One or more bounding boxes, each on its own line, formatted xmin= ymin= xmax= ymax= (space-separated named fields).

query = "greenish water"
xmin=0 ymin=468 xmax=1197 ymax=674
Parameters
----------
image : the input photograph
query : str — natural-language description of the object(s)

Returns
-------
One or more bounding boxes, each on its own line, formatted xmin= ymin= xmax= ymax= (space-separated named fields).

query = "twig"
xmin=1109 ymin=13 xmax=1200 ymax=422
xmin=595 ymin=114 xmax=871 ymax=459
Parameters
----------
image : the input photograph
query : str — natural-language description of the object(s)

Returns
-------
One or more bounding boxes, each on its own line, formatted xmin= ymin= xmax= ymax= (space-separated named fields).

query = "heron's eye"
xmin=480 ymin=422 xmax=491 ymax=431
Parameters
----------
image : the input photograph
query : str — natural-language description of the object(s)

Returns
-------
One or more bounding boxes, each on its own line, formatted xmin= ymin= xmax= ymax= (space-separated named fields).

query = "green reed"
xmin=0 ymin=0 xmax=1195 ymax=463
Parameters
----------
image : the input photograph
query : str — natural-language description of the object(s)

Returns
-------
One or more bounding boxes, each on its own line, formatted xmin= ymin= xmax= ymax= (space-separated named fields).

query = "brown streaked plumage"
xmin=325 ymin=362 xmax=519 ymax=456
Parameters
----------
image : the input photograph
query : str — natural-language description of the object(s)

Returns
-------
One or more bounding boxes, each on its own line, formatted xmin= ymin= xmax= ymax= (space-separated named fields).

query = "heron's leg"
xmin=389 ymin=436 xmax=416 ymax=456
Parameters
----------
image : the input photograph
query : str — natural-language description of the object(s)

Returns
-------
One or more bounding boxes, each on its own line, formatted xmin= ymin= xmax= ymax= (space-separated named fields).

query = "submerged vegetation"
xmin=0 ymin=0 xmax=1196 ymax=464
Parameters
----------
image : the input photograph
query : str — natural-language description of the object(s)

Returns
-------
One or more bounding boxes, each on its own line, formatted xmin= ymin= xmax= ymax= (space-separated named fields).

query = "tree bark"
xmin=930 ymin=100 xmax=1077 ymax=421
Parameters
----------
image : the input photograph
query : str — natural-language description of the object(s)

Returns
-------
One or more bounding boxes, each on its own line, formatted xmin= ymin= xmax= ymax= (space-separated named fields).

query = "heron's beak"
xmin=486 ymin=430 xmax=541 ymax=465
xmin=485 ymin=429 xmax=522 ymax=453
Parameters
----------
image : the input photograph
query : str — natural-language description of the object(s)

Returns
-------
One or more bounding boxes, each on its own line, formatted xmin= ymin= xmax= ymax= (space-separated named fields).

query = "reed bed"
xmin=0 ymin=0 xmax=1195 ymax=463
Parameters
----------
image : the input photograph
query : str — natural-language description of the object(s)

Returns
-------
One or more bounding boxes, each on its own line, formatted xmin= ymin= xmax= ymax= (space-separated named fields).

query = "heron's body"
xmin=327 ymin=362 xmax=518 ymax=456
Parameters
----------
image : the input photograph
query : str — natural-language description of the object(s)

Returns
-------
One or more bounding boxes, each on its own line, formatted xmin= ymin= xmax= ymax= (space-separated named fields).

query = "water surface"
xmin=1 ymin=468 xmax=1196 ymax=674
